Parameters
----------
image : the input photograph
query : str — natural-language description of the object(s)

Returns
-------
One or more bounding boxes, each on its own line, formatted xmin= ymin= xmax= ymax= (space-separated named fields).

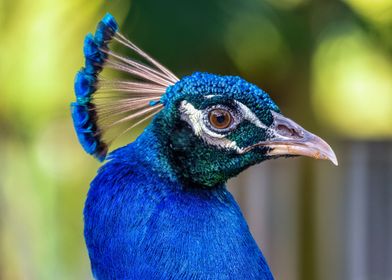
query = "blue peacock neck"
xmin=120 ymin=121 xmax=226 ymax=189
xmin=85 ymin=123 xmax=274 ymax=279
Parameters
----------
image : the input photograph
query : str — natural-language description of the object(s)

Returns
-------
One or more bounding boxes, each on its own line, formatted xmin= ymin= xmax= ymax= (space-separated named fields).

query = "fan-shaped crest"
xmin=71 ymin=14 xmax=179 ymax=161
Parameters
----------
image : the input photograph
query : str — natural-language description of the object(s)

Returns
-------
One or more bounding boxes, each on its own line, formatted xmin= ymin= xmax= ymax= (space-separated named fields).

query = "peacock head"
xmin=71 ymin=14 xmax=337 ymax=187
xmin=151 ymin=72 xmax=337 ymax=186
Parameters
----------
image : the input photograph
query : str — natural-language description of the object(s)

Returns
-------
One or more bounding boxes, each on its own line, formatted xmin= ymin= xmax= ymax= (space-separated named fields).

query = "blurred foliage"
xmin=312 ymin=24 xmax=392 ymax=138
xmin=0 ymin=0 xmax=391 ymax=279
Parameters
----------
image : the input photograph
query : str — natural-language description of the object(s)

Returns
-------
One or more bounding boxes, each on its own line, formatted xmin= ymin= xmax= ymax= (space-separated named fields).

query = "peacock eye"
xmin=208 ymin=109 xmax=232 ymax=129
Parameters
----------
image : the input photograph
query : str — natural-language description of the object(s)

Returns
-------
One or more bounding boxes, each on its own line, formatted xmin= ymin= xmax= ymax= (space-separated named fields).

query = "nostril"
xmin=276 ymin=124 xmax=302 ymax=138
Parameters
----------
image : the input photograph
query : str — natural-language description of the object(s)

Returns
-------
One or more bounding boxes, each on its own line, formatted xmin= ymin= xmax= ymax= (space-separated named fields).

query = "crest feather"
xmin=71 ymin=13 xmax=178 ymax=161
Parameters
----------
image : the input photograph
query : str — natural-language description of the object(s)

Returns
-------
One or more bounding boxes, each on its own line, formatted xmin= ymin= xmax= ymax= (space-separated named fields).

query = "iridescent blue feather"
xmin=74 ymin=70 xmax=96 ymax=103
xmin=71 ymin=14 xmax=119 ymax=160
xmin=71 ymin=13 xmax=177 ymax=161
xmin=71 ymin=102 xmax=106 ymax=161
xmin=71 ymin=13 xmax=338 ymax=280
xmin=72 ymin=13 xmax=280 ymax=280
xmin=94 ymin=13 xmax=118 ymax=46
xmin=83 ymin=34 xmax=105 ymax=74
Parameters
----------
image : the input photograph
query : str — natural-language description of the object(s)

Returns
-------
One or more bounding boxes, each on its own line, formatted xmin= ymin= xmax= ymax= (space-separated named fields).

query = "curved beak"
xmin=242 ymin=111 xmax=338 ymax=166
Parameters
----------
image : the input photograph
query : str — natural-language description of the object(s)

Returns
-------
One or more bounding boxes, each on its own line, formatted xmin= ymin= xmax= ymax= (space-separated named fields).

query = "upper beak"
xmin=242 ymin=111 xmax=338 ymax=166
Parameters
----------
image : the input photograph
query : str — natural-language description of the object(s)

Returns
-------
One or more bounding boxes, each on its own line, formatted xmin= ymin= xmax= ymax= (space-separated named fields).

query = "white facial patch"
xmin=234 ymin=101 xmax=268 ymax=130
xmin=179 ymin=101 xmax=242 ymax=152
xmin=179 ymin=100 xmax=271 ymax=153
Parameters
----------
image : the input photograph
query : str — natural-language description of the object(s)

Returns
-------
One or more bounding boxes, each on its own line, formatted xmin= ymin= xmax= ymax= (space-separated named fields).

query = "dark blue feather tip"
xmin=71 ymin=103 xmax=107 ymax=161
xmin=83 ymin=33 xmax=105 ymax=74
xmin=71 ymin=102 xmax=90 ymax=129
xmin=101 ymin=13 xmax=118 ymax=33
xmin=84 ymin=34 xmax=100 ymax=59
xmin=72 ymin=13 xmax=172 ymax=162
xmin=76 ymin=130 xmax=98 ymax=156
xmin=71 ymin=14 xmax=120 ymax=162
xmin=149 ymin=100 xmax=161 ymax=106
xmin=74 ymin=70 xmax=97 ymax=103
xmin=94 ymin=13 xmax=118 ymax=46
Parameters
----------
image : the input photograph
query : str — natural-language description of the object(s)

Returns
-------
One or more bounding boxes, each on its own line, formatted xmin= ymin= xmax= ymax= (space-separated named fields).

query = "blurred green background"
xmin=1 ymin=0 xmax=391 ymax=279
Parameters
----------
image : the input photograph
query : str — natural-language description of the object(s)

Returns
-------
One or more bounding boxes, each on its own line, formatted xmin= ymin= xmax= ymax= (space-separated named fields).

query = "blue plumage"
xmin=72 ymin=13 xmax=337 ymax=280
xmin=71 ymin=14 xmax=119 ymax=160
xmin=83 ymin=34 xmax=100 ymax=60
xmin=162 ymin=72 xmax=279 ymax=113
xmin=84 ymin=127 xmax=273 ymax=279
xmin=72 ymin=69 xmax=104 ymax=159
xmin=71 ymin=102 xmax=90 ymax=127
xmin=71 ymin=102 xmax=105 ymax=160
xmin=75 ymin=130 xmax=97 ymax=155
xmin=83 ymin=34 xmax=105 ymax=74
xmin=74 ymin=70 xmax=96 ymax=102
xmin=94 ymin=13 xmax=118 ymax=46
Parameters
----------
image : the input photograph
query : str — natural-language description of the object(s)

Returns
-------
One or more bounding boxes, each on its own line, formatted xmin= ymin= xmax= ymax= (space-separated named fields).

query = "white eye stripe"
xmin=179 ymin=99 xmax=275 ymax=154
xmin=179 ymin=101 xmax=225 ymax=138
xmin=179 ymin=100 xmax=242 ymax=152
xmin=178 ymin=100 xmax=271 ymax=153
xmin=234 ymin=102 xmax=284 ymax=140
xmin=234 ymin=100 xmax=268 ymax=129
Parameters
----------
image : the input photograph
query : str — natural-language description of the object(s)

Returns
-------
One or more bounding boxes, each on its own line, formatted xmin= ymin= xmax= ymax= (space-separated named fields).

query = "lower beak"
xmin=267 ymin=135 xmax=338 ymax=166
xmin=244 ymin=111 xmax=338 ymax=166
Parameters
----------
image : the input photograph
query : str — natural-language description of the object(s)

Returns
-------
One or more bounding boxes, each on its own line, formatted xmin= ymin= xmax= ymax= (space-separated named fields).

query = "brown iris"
xmin=208 ymin=109 xmax=232 ymax=129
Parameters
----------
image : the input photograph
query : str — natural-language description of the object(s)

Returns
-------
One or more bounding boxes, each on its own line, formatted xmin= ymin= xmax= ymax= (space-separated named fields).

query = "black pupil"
xmin=216 ymin=114 xmax=226 ymax=124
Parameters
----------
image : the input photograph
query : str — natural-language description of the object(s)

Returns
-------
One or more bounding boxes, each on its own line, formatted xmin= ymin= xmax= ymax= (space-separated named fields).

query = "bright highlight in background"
xmin=345 ymin=0 xmax=392 ymax=25
xmin=312 ymin=25 xmax=392 ymax=138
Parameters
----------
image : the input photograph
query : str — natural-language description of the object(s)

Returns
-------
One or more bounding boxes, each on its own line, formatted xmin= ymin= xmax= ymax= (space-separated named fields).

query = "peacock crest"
xmin=71 ymin=14 xmax=178 ymax=161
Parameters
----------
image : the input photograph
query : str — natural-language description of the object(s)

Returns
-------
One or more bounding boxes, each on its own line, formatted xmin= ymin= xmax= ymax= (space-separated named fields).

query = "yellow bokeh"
xmin=312 ymin=26 xmax=392 ymax=138
xmin=0 ymin=1 xmax=129 ymax=279
xmin=344 ymin=0 xmax=392 ymax=25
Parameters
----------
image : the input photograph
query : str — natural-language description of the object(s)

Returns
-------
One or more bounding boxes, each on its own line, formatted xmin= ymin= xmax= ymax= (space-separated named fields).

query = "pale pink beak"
xmin=242 ymin=111 xmax=338 ymax=166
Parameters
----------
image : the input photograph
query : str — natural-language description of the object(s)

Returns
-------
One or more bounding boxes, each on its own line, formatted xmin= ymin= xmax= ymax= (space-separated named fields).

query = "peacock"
xmin=71 ymin=14 xmax=338 ymax=280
